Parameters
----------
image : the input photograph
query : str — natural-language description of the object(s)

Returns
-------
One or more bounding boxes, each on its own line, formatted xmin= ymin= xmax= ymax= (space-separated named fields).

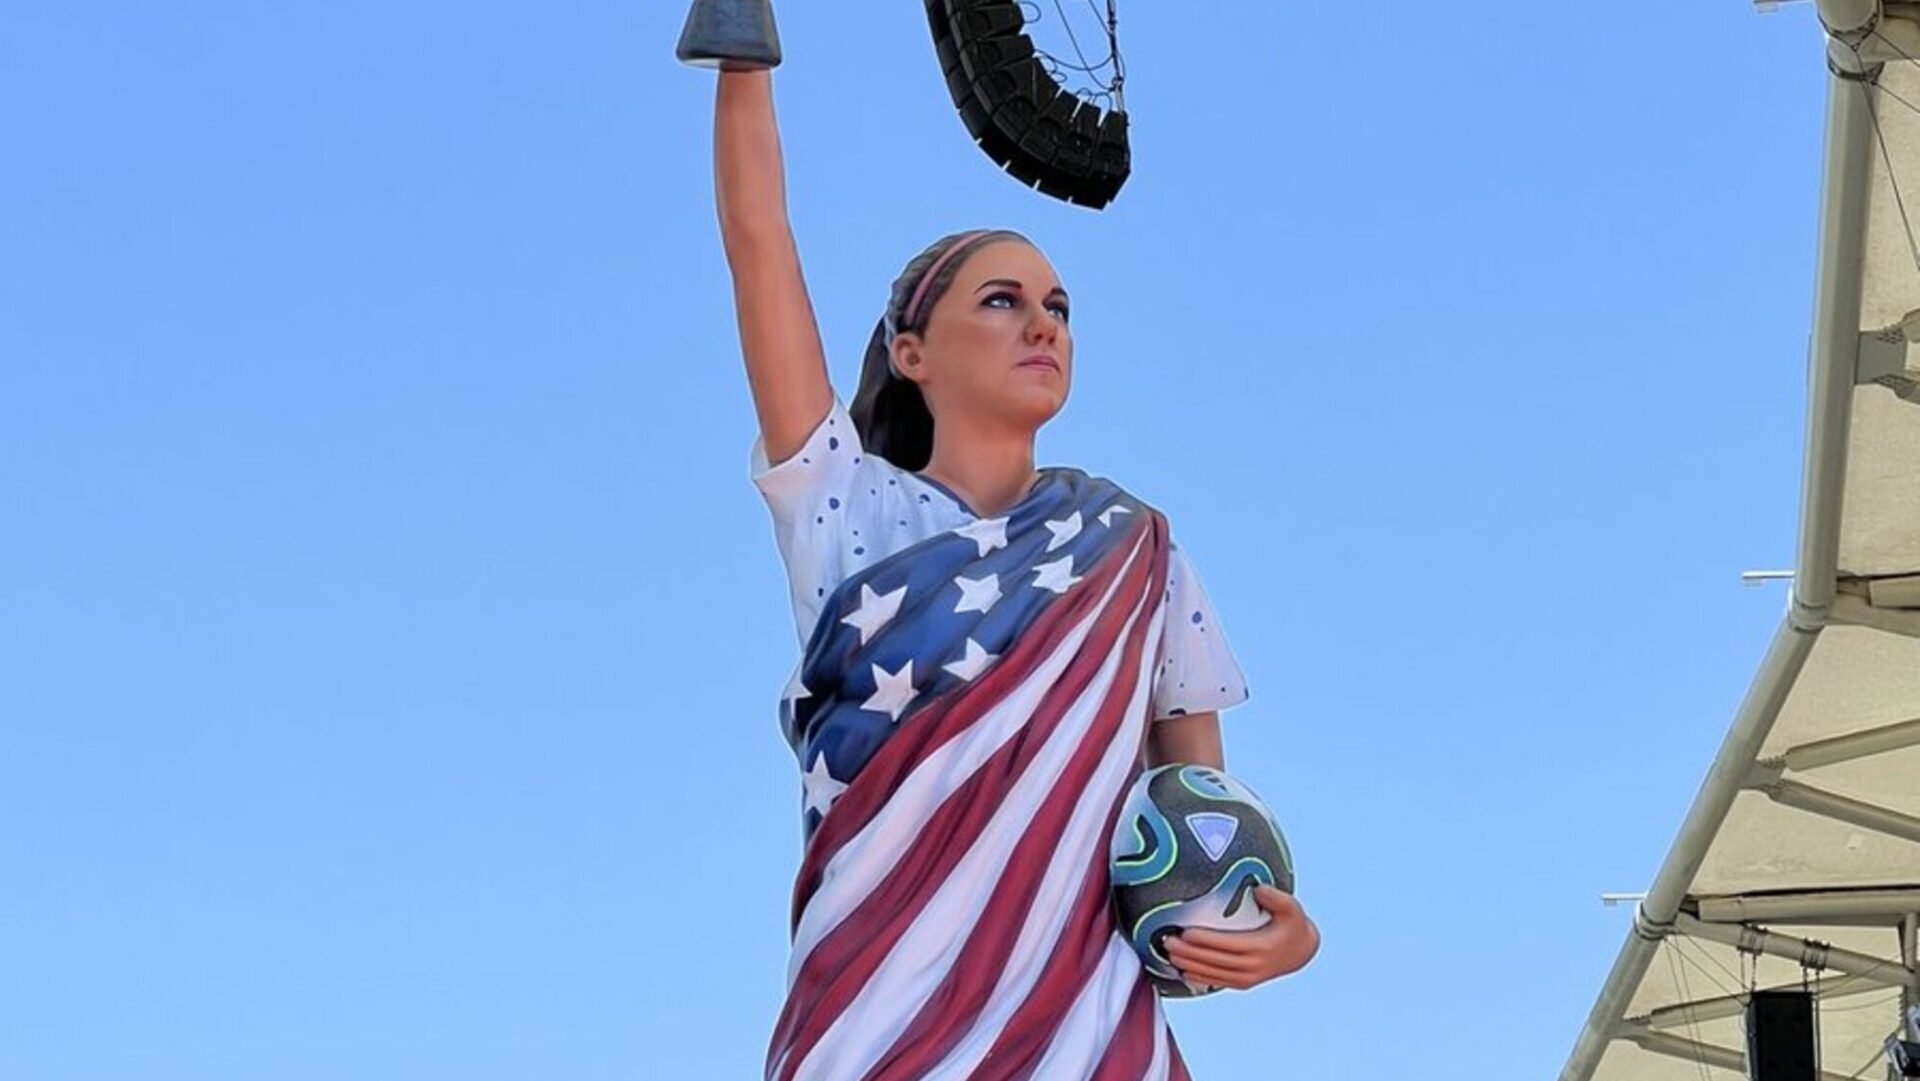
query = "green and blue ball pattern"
xmin=1107 ymin=764 xmax=1295 ymax=998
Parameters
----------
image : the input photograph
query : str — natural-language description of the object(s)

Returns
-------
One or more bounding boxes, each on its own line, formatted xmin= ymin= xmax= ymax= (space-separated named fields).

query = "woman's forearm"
xmin=707 ymin=66 xmax=832 ymax=470
xmin=714 ymin=70 xmax=793 ymax=250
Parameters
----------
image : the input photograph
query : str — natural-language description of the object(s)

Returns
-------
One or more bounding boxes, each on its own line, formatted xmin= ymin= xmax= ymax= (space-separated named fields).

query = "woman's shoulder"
xmin=1052 ymin=465 xmax=1167 ymax=524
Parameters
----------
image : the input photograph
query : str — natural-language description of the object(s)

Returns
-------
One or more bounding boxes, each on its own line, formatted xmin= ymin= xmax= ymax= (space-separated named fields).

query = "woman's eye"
xmin=986 ymin=292 xmax=1070 ymax=323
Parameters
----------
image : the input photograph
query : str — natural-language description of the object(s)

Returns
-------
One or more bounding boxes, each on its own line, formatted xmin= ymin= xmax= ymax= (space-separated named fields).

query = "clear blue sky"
xmin=0 ymin=3 xmax=1832 ymax=1077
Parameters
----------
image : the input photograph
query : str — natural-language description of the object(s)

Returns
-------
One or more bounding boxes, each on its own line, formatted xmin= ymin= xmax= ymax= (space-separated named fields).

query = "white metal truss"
xmin=1558 ymin=1 xmax=1920 ymax=1077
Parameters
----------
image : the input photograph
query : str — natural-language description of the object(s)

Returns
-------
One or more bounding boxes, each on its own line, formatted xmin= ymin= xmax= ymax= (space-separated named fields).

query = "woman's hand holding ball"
xmin=1164 ymin=886 xmax=1319 ymax=992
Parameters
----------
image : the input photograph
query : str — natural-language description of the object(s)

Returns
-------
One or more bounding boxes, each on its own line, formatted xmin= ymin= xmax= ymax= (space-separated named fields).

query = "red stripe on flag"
xmin=764 ymin=515 xmax=1169 ymax=1081
xmin=960 ymin=777 xmax=1144 ymax=1081
xmin=1084 ymin=980 xmax=1160 ymax=1081
xmin=1166 ymin=1029 xmax=1192 ymax=1081
xmin=954 ymin=848 xmax=1118 ymax=1081
xmin=790 ymin=513 xmax=1160 ymax=925
xmin=856 ymin=538 xmax=1164 ymax=1081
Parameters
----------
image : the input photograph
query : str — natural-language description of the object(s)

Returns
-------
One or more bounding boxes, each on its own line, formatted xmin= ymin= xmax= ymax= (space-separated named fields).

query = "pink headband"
xmin=900 ymin=230 xmax=992 ymax=337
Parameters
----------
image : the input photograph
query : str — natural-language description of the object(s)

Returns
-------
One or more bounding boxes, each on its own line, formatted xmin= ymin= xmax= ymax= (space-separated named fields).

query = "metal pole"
xmin=1624 ymin=1026 xmax=1862 ymax=1081
xmin=1759 ymin=780 xmax=1920 ymax=844
xmin=1674 ymin=913 xmax=1917 ymax=989
xmin=1815 ymin=0 xmax=1882 ymax=37
xmin=1645 ymin=976 xmax=1888 ymax=1028
xmin=1794 ymin=35 xmax=1878 ymax=622
xmin=1698 ymin=888 xmax=1920 ymax=923
xmin=1557 ymin=619 xmax=1819 ymax=1081
xmin=1903 ymin=914 xmax=1918 ymax=1028
xmin=1781 ymin=715 xmax=1920 ymax=770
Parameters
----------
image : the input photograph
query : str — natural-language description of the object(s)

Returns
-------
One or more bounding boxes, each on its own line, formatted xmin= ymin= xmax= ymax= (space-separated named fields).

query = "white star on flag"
xmin=942 ymin=637 xmax=999 ymax=682
xmin=952 ymin=573 xmax=1002 ymax=615
xmin=802 ymin=751 xmax=848 ymax=818
xmin=1098 ymin=504 xmax=1133 ymax=529
xmin=782 ymin=663 xmax=811 ymax=702
xmin=1043 ymin=512 xmax=1082 ymax=552
xmin=1031 ymin=555 xmax=1082 ymax=595
xmin=840 ymin=582 xmax=908 ymax=645
xmin=953 ymin=516 xmax=1010 ymax=557
xmin=861 ymin=660 xmax=919 ymax=723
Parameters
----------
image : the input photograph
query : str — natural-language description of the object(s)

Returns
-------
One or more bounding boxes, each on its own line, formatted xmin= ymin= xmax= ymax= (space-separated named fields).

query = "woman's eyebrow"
xmin=974 ymin=278 xmax=1070 ymax=301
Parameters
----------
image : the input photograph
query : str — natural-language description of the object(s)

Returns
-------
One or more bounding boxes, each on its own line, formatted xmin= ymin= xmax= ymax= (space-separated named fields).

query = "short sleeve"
xmin=750 ymin=395 xmax=866 ymax=647
xmin=1150 ymin=541 xmax=1251 ymax=722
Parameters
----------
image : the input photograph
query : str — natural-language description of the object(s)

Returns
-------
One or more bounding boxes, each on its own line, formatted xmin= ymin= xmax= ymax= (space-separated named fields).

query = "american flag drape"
xmin=766 ymin=470 xmax=1192 ymax=1081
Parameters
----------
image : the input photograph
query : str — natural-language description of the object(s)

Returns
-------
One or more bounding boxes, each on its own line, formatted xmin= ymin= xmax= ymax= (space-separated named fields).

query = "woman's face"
xmin=892 ymin=239 xmax=1072 ymax=434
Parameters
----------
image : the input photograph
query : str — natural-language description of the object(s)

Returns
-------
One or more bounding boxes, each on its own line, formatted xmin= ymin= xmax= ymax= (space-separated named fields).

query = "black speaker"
xmin=1745 ymin=990 xmax=1818 ymax=1081
xmin=924 ymin=0 xmax=1130 ymax=208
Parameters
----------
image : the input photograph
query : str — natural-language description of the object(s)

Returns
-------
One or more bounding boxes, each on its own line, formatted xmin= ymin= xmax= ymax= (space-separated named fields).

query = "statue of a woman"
xmin=712 ymin=67 xmax=1320 ymax=1081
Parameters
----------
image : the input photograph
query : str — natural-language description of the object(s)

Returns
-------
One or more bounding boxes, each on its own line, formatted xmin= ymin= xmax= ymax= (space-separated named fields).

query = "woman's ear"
xmin=890 ymin=332 xmax=927 ymax=385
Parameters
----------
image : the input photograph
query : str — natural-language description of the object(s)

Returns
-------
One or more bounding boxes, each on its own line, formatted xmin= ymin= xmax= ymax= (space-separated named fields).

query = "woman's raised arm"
xmin=714 ymin=69 xmax=834 ymax=467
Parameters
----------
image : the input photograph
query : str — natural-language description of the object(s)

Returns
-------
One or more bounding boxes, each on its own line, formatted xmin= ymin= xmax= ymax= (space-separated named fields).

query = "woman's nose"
xmin=1027 ymin=312 xmax=1062 ymax=342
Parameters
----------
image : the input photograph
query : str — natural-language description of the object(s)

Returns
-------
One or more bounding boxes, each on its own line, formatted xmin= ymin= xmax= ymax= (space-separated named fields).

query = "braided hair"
xmin=849 ymin=228 xmax=1032 ymax=471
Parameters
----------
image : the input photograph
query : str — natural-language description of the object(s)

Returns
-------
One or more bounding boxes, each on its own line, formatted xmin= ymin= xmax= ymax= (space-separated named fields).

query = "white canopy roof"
xmin=1561 ymin=3 xmax=1920 ymax=1078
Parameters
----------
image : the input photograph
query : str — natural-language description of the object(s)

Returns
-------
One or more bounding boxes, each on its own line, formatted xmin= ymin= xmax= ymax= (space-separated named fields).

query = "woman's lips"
xmin=1018 ymin=356 xmax=1060 ymax=372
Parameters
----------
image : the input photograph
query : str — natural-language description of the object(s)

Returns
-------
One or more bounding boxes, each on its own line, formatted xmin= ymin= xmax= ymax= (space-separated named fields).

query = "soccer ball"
xmin=1107 ymin=763 xmax=1295 ymax=997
